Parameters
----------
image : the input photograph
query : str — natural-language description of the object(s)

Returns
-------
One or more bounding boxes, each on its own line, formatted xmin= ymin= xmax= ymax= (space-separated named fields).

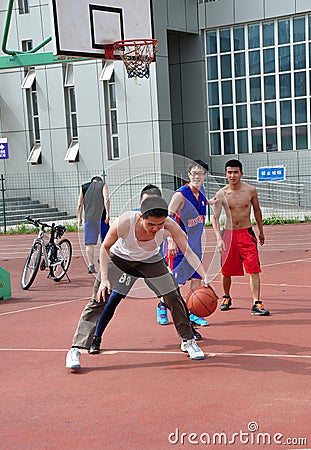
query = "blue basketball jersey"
xmin=174 ymin=183 xmax=207 ymax=257
xmin=164 ymin=183 xmax=207 ymax=284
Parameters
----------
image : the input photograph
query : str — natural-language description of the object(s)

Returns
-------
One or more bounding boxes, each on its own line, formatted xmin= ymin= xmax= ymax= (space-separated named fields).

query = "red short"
xmin=221 ymin=228 xmax=261 ymax=276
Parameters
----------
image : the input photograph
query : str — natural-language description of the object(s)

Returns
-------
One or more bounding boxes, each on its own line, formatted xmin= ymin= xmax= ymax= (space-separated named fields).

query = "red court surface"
xmin=0 ymin=224 xmax=311 ymax=450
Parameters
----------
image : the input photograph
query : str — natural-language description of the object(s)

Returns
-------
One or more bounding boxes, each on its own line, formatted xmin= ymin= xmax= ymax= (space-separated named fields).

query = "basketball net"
xmin=106 ymin=39 xmax=158 ymax=79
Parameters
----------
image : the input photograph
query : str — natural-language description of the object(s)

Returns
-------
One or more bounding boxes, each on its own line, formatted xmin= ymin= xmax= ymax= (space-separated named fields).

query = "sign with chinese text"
xmin=0 ymin=138 xmax=9 ymax=159
xmin=257 ymin=166 xmax=286 ymax=182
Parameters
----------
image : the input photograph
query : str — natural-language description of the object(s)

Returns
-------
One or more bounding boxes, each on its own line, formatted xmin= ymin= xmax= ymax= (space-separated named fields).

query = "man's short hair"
xmin=91 ymin=176 xmax=103 ymax=182
xmin=225 ymin=159 xmax=243 ymax=171
xmin=140 ymin=184 xmax=162 ymax=200
xmin=140 ymin=196 xmax=168 ymax=219
xmin=188 ymin=159 xmax=209 ymax=173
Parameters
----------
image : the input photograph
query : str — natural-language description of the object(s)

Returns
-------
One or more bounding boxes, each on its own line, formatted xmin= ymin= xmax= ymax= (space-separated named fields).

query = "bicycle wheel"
xmin=50 ymin=238 xmax=72 ymax=281
xmin=21 ymin=241 xmax=42 ymax=290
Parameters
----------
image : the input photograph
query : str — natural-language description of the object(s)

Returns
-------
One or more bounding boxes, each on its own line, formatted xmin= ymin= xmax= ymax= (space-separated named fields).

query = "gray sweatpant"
xmin=71 ymin=253 xmax=194 ymax=348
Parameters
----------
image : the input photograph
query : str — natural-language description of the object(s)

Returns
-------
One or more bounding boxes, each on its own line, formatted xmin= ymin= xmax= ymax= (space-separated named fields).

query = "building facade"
xmin=0 ymin=0 xmax=311 ymax=217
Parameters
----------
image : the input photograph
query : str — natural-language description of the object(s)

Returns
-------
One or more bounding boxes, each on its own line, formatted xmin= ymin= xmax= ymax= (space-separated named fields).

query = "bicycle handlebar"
xmin=24 ymin=217 xmax=66 ymax=238
xmin=25 ymin=216 xmax=50 ymax=228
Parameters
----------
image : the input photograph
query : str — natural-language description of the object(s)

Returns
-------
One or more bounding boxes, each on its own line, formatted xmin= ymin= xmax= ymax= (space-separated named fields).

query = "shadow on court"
xmin=0 ymin=226 xmax=311 ymax=449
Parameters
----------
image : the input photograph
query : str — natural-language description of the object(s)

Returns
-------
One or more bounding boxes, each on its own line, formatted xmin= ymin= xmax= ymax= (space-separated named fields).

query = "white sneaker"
xmin=66 ymin=348 xmax=81 ymax=369
xmin=181 ymin=339 xmax=205 ymax=360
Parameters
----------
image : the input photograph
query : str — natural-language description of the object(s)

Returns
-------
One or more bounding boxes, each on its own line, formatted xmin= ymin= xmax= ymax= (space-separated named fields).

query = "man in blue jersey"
xmin=157 ymin=160 xmax=214 ymax=328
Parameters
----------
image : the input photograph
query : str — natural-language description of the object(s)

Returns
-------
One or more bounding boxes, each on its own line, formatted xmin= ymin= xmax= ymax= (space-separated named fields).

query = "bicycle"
xmin=21 ymin=216 xmax=72 ymax=290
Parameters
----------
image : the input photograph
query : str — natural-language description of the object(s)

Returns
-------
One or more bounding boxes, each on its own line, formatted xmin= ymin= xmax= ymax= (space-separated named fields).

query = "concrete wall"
xmin=0 ymin=1 xmax=170 ymax=212
xmin=199 ymin=0 xmax=311 ymax=29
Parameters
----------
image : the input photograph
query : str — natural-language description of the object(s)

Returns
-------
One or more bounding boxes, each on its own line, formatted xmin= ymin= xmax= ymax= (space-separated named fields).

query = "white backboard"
xmin=49 ymin=0 xmax=154 ymax=59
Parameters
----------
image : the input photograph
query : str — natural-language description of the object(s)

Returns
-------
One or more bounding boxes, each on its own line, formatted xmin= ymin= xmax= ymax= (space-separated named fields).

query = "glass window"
xmin=236 ymin=104 xmax=248 ymax=129
xmin=234 ymin=53 xmax=245 ymax=77
xmin=295 ymin=98 xmax=307 ymax=123
xmin=209 ymin=107 xmax=220 ymax=131
xmin=205 ymin=17 xmax=311 ymax=157
xmin=32 ymin=90 xmax=38 ymax=115
xmin=18 ymin=0 xmax=29 ymax=14
xmin=293 ymin=16 xmax=305 ymax=42
xmin=206 ymin=30 xmax=217 ymax=54
xmin=279 ymin=46 xmax=291 ymax=72
xmin=22 ymin=39 xmax=32 ymax=52
xmin=221 ymin=81 xmax=233 ymax=104
xmin=220 ymin=28 xmax=231 ymax=53
xmin=210 ymin=133 xmax=221 ymax=155
xmin=249 ymin=51 xmax=261 ymax=75
xmin=294 ymin=44 xmax=306 ymax=70
xmin=235 ymin=79 xmax=247 ymax=103
xmin=237 ymin=130 xmax=249 ymax=153
xmin=252 ymin=129 xmax=263 ymax=152
xmin=265 ymin=102 xmax=277 ymax=126
xmin=279 ymin=73 xmax=291 ymax=98
xmin=278 ymin=19 xmax=290 ymax=45
xmin=264 ymin=75 xmax=276 ymax=100
xmin=109 ymin=82 xmax=116 ymax=108
xmin=34 ymin=117 xmax=40 ymax=141
xmin=208 ymin=82 xmax=219 ymax=106
xmin=69 ymin=88 xmax=76 ymax=111
xmin=221 ymin=54 xmax=232 ymax=78
xmin=263 ymin=22 xmax=274 ymax=47
xmin=248 ymin=23 xmax=260 ymax=49
xmin=223 ymin=106 xmax=234 ymax=129
xmin=294 ymin=71 xmax=306 ymax=97
xmin=71 ymin=113 xmax=78 ymax=138
xmin=251 ymin=103 xmax=262 ymax=127
xmin=112 ymin=137 xmax=120 ymax=158
xmin=281 ymin=127 xmax=293 ymax=150
xmin=250 ymin=77 xmax=261 ymax=102
xmin=207 ymin=56 xmax=218 ymax=80
xmin=105 ymin=70 xmax=119 ymax=160
xmin=234 ymin=26 xmax=245 ymax=51
xmin=280 ymin=100 xmax=292 ymax=125
xmin=266 ymin=128 xmax=278 ymax=151
xmin=263 ymin=48 xmax=275 ymax=73
xmin=223 ymin=131 xmax=235 ymax=154
xmin=296 ymin=125 xmax=308 ymax=149
xmin=111 ymin=110 xmax=118 ymax=134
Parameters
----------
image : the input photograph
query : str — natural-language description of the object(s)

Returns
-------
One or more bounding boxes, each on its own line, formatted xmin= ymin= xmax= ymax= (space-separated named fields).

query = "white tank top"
xmin=111 ymin=211 xmax=167 ymax=261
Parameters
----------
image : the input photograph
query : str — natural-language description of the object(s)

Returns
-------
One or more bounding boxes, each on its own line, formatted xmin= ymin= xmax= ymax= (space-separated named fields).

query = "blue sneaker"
xmin=157 ymin=301 xmax=168 ymax=325
xmin=189 ymin=314 xmax=209 ymax=327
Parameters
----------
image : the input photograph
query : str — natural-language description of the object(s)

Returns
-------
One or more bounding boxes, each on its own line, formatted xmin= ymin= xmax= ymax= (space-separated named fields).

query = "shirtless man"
xmin=212 ymin=159 xmax=270 ymax=316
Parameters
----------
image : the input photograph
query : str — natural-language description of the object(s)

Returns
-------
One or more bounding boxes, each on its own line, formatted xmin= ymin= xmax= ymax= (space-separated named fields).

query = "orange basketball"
xmin=186 ymin=286 xmax=218 ymax=318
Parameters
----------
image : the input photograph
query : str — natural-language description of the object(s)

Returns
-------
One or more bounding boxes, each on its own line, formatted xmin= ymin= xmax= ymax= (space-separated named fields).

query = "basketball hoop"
xmin=109 ymin=39 xmax=158 ymax=79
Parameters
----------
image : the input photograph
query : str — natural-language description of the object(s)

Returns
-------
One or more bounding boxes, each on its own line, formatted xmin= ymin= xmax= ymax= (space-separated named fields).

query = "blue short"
xmin=170 ymin=253 xmax=202 ymax=285
xmin=84 ymin=220 xmax=109 ymax=245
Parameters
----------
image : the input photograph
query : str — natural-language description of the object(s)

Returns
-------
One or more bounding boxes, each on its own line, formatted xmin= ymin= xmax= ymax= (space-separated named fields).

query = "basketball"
xmin=186 ymin=286 xmax=218 ymax=318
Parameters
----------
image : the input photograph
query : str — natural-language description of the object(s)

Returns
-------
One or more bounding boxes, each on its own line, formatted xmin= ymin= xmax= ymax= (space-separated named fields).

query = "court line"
xmin=0 ymin=347 xmax=310 ymax=360
xmin=1 ymin=278 xmax=310 ymax=318
xmin=262 ymin=257 xmax=311 ymax=267
xmin=0 ymin=297 xmax=90 ymax=316
xmin=1 ymin=254 xmax=309 ymax=317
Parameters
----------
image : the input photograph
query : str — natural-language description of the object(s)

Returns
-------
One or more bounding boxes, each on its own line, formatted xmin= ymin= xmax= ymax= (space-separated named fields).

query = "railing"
xmin=1 ymin=169 xmax=311 ymax=232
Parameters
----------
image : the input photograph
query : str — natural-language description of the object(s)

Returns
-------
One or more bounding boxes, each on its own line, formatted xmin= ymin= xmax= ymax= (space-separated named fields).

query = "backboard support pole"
xmin=2 ymin=0 xmax=52 ymax=56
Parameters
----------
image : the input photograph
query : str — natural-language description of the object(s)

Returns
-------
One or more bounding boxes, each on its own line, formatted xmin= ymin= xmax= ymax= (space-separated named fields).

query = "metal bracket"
xmin=2 ymin=0 xmax=52 ymax=56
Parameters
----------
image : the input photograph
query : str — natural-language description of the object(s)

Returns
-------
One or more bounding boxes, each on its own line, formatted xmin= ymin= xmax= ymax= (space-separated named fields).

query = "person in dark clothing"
xmin=77 ymin=176 xmax=110 ymax=273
